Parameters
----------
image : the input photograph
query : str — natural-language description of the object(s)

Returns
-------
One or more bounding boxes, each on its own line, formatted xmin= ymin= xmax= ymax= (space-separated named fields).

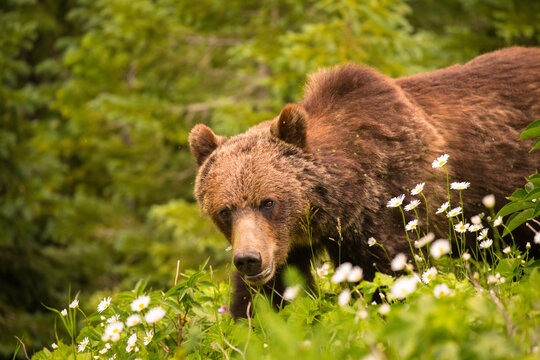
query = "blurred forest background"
xmin=1 ymin=0 xmax=539 ymax=357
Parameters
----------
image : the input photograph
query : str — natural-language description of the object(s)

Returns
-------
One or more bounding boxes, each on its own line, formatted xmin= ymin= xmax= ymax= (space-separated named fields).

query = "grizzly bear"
xmin=189 ymin=47 xmax=540 ymax=319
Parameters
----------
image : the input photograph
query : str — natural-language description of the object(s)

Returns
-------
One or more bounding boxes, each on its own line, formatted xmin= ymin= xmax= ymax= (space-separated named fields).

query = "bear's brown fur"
xmin=189 ymin=47 xmax=540 ymax=319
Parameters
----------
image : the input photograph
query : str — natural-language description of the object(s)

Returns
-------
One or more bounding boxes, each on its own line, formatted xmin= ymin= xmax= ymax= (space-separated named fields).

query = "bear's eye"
xmin=261 ymin=199 xmax=275 ymax=209
xmin=219 ymin=208 xmax=231 ymax=221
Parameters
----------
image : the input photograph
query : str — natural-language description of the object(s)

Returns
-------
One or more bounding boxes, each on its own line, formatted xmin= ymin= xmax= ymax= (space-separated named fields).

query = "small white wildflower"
xmin=378 ymin=303 xmax=391 ymax=315
xmin=225 ymin=245 xmax=232 ymax=252
xmin=479 ymin=239 xmax=493 ymax=249
xmin=487 ymin=274 xmax=498 ymax=284
xmin=411 ymin=182 xmax=425 ymax=195
xmin=450 ymin=182 xmax=470 ymax=190
xmin=51 ymin=343 xmax=58 ymax=349
xmin=126 ymin=344 xmax=135 ymax=353
xmin=104 ymin=322 xmax=124 ymax=342
xmin=127 ymin=333 xmax=137 ymax=347
xmin=337 ymin=290 xmax=351 ymax=306
xmin=347 ymin=266 xmax=363 ymax=282
xmin=414 ymin=254 xmax=423 ymax=263
xmin=126 ymin=314 xmax=141 ymax=327
xmin=432 ymin=154 xmax=449 ymax=168
xmin=462 ymin=252 xmax=471 ymax=261
xmin=414 ymin=232 xmax=435 ymax=248
xmin=143 ymin=331 xmax=153 ymax=345
xmin=145 ymin=307 xmax=166 ymax=323
xmin=498 ymin=277 xmax=506 ymax=284
xmin=454 ymin=221 xmax=470 ymax=233
xmin=387 ymin=194 xmax=405 ymax=208
xmin=78 ymin=337 xmax=89 ymax=352
xmin=502 ymin=246 xmax=511 ymax=254
xmin=404 ymin=200 xmax=421 ymax=212
xmin=526 ymin=242 xmax=531 ymax=249
xmin=430 ymin=239 xmax=451 ymax=259
xmin=482 ymin=194 xmax=495 ymax=208
xmin=98 ymin=297 xmax=112 ymax=313
xmin=358 ymin=309 xmax=368 ymax=319
xmin=405 ymin=219 xmax=418 ymax=231
xmin=368 ymin=237 xmax=377 ymax=247
xmin=391 ymin=253 xmax=407 ymax=271
xmin=468 ymin=224 xmax=483 ymax=232
xmin=390 ymin=276 xmax=418 ymax=299
xmin=436 ymin=202 xmax=450 ymax=214
xmin=331 ymin=262 xmax=352 ymax=283
xmin=99 ymin=346 xmax=109 ymax=354
xmin=433 ymin=284 xmax=452 ymax=298
xmin=535 ymin=232 xmax=540 ymax=244
xmin=477 ymin=228 xmax=489 ymax=240
xmin=470 ymin=215 xmax=482 ymax=225
xmin=70 ymin=299 xmax=79 ymax=309
xmin=446 ymin=207 xmax=462 ymax=218
xmin=421 ymin=267 xmax=437 ymax=284
xmin=107 ymin=314 xmax=120 ymax=323
xmin=61 ymin=309 xmax=67 ymax=316
xmin=283 ymin=285 xmax=301 ymax=301
xmin=316 ymin=263 xmax=330 ymax=277
xmin=263 ymin=344 xmax=268 ymax=348
xmin=131 ymin=295 xmax=151 ymax=312
xmin=493 ymin=216 xmax=503 ymax=227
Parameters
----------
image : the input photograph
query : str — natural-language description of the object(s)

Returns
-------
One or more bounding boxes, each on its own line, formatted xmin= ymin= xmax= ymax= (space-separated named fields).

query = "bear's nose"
xmin=233 ymin=251 xmax=262 ymax=276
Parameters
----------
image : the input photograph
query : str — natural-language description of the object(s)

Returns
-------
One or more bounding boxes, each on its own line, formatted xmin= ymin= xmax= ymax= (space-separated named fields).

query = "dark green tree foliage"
xmin=0 ymin=0 xmax=538 ymax=357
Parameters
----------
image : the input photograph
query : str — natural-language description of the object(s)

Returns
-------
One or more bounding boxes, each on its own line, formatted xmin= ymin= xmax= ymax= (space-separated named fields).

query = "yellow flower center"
xmin=113 ymin=329 xmax=119 ymax=333
xmin=427 ymin=274 xmax=432 ymax=279
xmin=139 ymin=303 xmax=145 ymax=309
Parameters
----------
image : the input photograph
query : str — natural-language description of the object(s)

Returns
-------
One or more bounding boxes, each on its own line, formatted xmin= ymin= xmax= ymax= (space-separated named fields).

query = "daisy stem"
xmin=377 ymin=243 xmax=392 ymax=265
xmin=399 ymin=206 xmax=420 ymax=271
xmin=413 ymin=209 xmax=421 ymax=239
xmin=421 ymin=192 xmax=429 ymax=232
xmin=459 ymin=190 xmax=465 ymax=224
xmin=444 ymin=166 xmax=451 ymax=207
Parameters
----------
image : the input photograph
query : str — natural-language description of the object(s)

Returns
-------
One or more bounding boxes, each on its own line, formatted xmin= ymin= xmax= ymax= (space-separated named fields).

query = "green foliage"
xmin=1 ymin=0 xmax=539 ymax=358
xmin=520 ymin=119 xmax=540 ymax=152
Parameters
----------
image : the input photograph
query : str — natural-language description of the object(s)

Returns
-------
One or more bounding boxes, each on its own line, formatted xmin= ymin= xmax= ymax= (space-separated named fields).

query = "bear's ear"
xmin=270 ymin=104 xmax=308 ymax=150
xmin=189 ymin=124 xmax=226 ymax=166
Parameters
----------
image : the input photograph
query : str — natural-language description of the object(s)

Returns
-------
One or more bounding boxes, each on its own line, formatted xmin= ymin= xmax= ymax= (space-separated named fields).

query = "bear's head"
xmin=189 ymin=104 xmax=316 ymax=285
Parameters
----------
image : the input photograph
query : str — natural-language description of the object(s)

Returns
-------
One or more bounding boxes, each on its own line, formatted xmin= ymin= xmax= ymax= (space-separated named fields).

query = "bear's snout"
xmin=233 ymin=251 xmax=262 ymax=276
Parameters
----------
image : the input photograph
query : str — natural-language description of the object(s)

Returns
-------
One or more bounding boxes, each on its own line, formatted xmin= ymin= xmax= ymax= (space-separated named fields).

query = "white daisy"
xmin=404 ymin=200 xmax=421 ymax=212
xmin=462 ymin=253 xmax=471 ymax=261
xmin=127 ymin=333 xmax=137 ymax=347
xmin=433 ymin=284 xmax=452 ymax=298
xmin=316 ymin=263 xmax=330 ymax=277
xmin=391 ymin=253 xmax=407 ymax=271
xmin=61 ymin=309 xmax=67 ymax=316
xmin=454 ymin=221 xmax=470 ymax=233
xmin=482 ymin=194 xmax=495 ymax=208
xmin=410 ymin=183 xmax=425 ymax=195
xmin=414 ymin=232 xmax=435 ymax=248
xmin=493 ymin=216 xmax=503 ymax=227
xmin=390 ymin=276 xmax=418 ymax=299
xmin=405 ymin=219 xmax=418 ymax=232
xmin=143 ymin=331 xmax=153 ymax=345
xmin=347 ymin=266 xmax=363 ymax=282
xmin=477 ymin=228 xmax=489 ymax=240
xmin=107 ymin=314 xmax=120 ymax=323
xmin=98 ymin=297 xmax=112 ymax=313
xmin=526 ymin=242 xmax=531 ymax=249
xmin=283 ymin=285 xmax=301 ymax=301
xmin=367 ymin=237 xmax=377 ymax=247
xmin=331 ymin=262 xmax=352 ymax=283
xmin=386 ymin=194 xmax=405 ymax=208
xmin=126 ymin=314 xmax=141 ymax=327
xmin=436 ymin=202 xmax=450 ymax=214
xmin=78 ymin=337 xmax=89 ymax=352
xmin=430 ymin=239 xmax=451 ymax=259
xmin=470 ymin=215 xmax=482 ymax=225
xmin=421 ymin=267 xmax=437 ymax=284
xmin=479 ymin=239 xmax=493 ymax=249
xmin=70 ymin=299 xmax=79 ymax=309
xmin=131 ymin=296 xmax=151 ymax=312
xmin=51 ymin=343 xmax=58 ymax=349
xmin=502 ymin=246 xmax=511 ymax=254
xmin=446 ymin=207 xmax=462 ymax=218
xmin=468 ymin=224 xmax=483 ymax=232
xmin=145 ymin=307 xmax=166 ymax=323
xmin=432 ymin=154 xmax=449 ymax=168
xmin=450 ymin=182 xmax=470 ymax=190
xmin=534 ymin=232 xmax=540 ymax=244
xmin=337 ymin=290 xmax=351 ymax=306
xmin=104 ymin=322 xmax=124 ymax=342
xmin=378 ymin=303 xmax=391 ymax=315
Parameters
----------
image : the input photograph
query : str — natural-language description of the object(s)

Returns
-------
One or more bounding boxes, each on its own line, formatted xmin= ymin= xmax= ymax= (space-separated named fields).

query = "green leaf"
xmin=529 ymin=138 xmax=540 ymax=152
xmin=502 ymin=208 xmax=535 ymax=236
xmin=523 ymin=118 xmax=540 ymax=130
xmin=495 ymin=200 xmax=534 ymax=218
xmin=507 ymin=188 xmax=527 ymax=201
